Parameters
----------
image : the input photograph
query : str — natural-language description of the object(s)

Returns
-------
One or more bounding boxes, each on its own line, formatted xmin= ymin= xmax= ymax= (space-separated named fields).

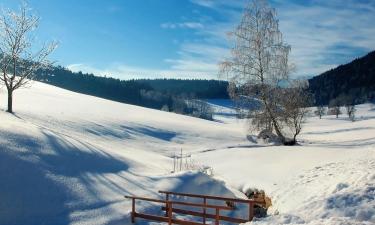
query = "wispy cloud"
xmin=188 ymin=0 xmax=375 ymax=78
xmin=190 ymin=0 xmax=245 ymax=10
xmin=68 ymin=0 xmax=375 ymax=80
xmin=273 ymin=0 xmax=375 ymax=76
xmin=161 ymin=22 xmax=204 ymax=29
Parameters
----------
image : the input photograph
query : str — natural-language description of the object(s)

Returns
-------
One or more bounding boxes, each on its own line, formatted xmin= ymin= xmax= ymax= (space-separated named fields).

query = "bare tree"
xmin=341 ymin=95 xmax=356 ymax=122
xmin=345 ymin=104 xmax=356 ymax=122
xmin=328 ymin=98 xmax=341 ymax=118
xmin=281 ymin=81 xmax=312 ymax=145
xmin=314 ymin=105 xmax=325 ymax=119
xmin=0 ymin=3 xmax=57 ymax=113
xmin=220 ymin=0 xmax=309 ymax=145
xmin=186 ymin=99 xmax=213 ymax=120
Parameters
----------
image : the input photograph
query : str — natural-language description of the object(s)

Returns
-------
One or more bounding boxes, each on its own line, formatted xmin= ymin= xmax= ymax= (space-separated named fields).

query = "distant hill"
xmin=33 ymin=66 xmax=228 ymax=120
xmin=308 ymin=51 xmax=375 ymax=105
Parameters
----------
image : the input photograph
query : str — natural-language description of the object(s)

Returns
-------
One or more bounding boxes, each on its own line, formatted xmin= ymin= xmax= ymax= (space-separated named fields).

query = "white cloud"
xmin=161 ymin=22 xmax=204 ymax=29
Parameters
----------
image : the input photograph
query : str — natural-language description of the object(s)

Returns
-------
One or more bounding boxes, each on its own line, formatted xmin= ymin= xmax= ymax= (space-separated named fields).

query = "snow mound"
xmin=248 ymin=157 xmax=375 ymax=225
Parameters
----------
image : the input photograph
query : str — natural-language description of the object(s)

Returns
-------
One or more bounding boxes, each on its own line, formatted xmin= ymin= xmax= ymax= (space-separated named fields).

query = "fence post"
xmin=165 ymin=193 xmax=169 ymax=217
xmin=131 ymin=198 xmax=135 ymax=223
xmin=168 ymin=202 xmax=172 ymax=225
xmin=248 ymin=202 xmax=254 ymax=221
xmin=215 ymin=208 xmax=220 ymax=225
xmin=203 ymin=197 xmax=207 ymax=224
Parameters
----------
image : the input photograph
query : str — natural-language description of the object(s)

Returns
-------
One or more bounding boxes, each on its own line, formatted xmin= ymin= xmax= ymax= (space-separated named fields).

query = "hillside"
xmin=0 ymin=82 xmax=374 ymax=225
xmin=309 ymin=51 xmax=375 ymax=105
xmin=34 ymin=67 xmax=228 ymax=113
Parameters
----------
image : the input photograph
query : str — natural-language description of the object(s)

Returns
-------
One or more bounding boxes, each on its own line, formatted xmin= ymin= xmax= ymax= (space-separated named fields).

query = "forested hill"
xmin=33 ymin=66 xmax=228 ymax=117
xmin=308 ymin=50 xmax=375 ymax=105
xmin=135 ymin=79 xmax=228 ymax=99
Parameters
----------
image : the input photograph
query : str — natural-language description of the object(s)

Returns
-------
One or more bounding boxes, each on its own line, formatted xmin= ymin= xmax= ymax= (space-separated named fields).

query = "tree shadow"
xmin=0 ymin=128 xmax=132 ymax=225
xmin=306 ymin=137 xmax=375 ymax=148
xmin=120 ymin=125 xmax=178 ymax=142
xmin=83 ymin=122 xmax=132 ymax=139
xmin=0 ymin=145 xmax=70 ymax=225
xmin=304 ymin=127 xmax=375 ymax=135
xmin=80 ymin=122 xmax=178 ymax=142
xmin=40 ymin=130 xmax=128 ymax=176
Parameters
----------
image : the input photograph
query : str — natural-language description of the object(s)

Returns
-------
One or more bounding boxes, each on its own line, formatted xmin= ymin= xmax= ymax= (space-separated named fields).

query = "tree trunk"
xmin=7 ymin=89 xmax=13 ymax=113
xmin=272 ymin=120 xmax=286 ymax=144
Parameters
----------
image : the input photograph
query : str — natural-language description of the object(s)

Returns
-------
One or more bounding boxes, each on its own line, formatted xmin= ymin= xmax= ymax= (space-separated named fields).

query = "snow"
xmin=0 ymin=82 xmax=374 ymax=225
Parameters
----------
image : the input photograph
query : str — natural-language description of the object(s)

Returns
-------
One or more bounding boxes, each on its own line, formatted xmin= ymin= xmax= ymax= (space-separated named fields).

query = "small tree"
xmin=342 ymin=95 xmax=356 ymax=122
xmin=190 ymin=100 xmax=213 ymax=120
xmin=314 ymin=105 xmax=325 ymax=119
xmin=345 ymin=104 xmax=356 ymax=122
xmin=161 ymin=104 xmax=170 ymax=112
xmin=281 ymin=81 xmax=312 ymax=145
xmin=0 ymin=3 xmax=57 ymax=113
xmin=328 ymin=99 xmax=341 ymax=118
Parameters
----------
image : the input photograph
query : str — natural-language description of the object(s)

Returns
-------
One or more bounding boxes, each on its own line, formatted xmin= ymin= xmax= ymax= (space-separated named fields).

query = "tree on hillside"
xmin=0 ymin=3 xmax=57 ymax=113
xmin=281 ymin=81 xmax=312 ymax=145
xmin=345 ymin=104 xmax=356 ymax=122
xmin=328 ymin=98 xmax=342 ymax=118
xmin=314 ymin=105 xmax=326 ymax=119
xmin=220 ymin=0 xmax=309 ymax=145
xmin=342 ymin=95 xmax=356 ymax=122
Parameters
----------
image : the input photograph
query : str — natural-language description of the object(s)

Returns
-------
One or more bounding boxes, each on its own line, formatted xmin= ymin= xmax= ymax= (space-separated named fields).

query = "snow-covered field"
xmin=0 ymin=82 xmax=374 ymax=225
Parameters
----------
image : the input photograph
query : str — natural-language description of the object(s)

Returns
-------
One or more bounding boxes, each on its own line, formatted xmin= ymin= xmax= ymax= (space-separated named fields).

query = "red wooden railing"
xmin=125 ymin=190 xmax=265 ymax=225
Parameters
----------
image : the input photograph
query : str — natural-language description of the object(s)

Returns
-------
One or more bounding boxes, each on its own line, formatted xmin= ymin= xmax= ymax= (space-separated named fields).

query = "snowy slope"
xmin=0 ymin=82 xmax=249 ymax=225
xmin=0 ymin=82 xmax=374 ymax=225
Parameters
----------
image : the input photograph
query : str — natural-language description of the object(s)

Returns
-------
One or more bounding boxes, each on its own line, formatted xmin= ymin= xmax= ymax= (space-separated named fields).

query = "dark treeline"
xmin=136 ymin=79 xmax=229 ymax=99
xmin=33 ymin=66 xmax=228 ymax=120
xmin=309 ymin=50 xmax=375 ymax=105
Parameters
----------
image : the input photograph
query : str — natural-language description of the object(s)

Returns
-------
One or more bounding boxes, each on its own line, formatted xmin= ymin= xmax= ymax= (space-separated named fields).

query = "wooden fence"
xmin=124 ymin=190 xmax=265 ymax=225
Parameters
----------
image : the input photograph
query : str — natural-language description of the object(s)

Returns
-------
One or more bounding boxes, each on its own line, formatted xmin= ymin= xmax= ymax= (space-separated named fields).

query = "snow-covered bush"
xmin=257 ymin=129 xmax=282 ymax=145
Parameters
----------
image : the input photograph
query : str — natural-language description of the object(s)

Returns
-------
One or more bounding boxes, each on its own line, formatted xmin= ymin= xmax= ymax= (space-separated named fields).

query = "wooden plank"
xmin=134 ymin=212 xmax=168 ymax=223
xmin=248 ymin=202 xmax=254 ymax=221
xmin=171 ymin=201 xmax=232 ymax=210
xmin=159 ymin=191 xmax=264 ymax=204
xmin=215 ymin=208 xmax=219 ymax=225
xmin=203 ymin=197 xmax=206 ymax=225
xmin=124 ymin=196 xmax=232 ymax=210
xmin=134 ymin=213 xmax=204 ymax=225
xmin=124 ymin=196 xmax=166 ymax=204
xmin=168 ymin=202 xmax=172 ymax=225
xmin=172 ymin=218 xmax=205 ymax=225
xmin=162 ymin=207 xmax=248 ymax=223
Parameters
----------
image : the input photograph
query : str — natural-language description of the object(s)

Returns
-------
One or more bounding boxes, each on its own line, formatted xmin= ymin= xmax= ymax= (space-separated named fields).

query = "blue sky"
xmin=1 ymin=0 xmax=375 ymax=80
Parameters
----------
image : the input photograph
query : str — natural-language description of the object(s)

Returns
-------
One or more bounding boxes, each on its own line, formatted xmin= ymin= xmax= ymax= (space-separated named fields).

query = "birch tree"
xmin=0 ymin=3 xmax=57 ymax=113
xmin=220 ymin=0 xmax=301 ymax=144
